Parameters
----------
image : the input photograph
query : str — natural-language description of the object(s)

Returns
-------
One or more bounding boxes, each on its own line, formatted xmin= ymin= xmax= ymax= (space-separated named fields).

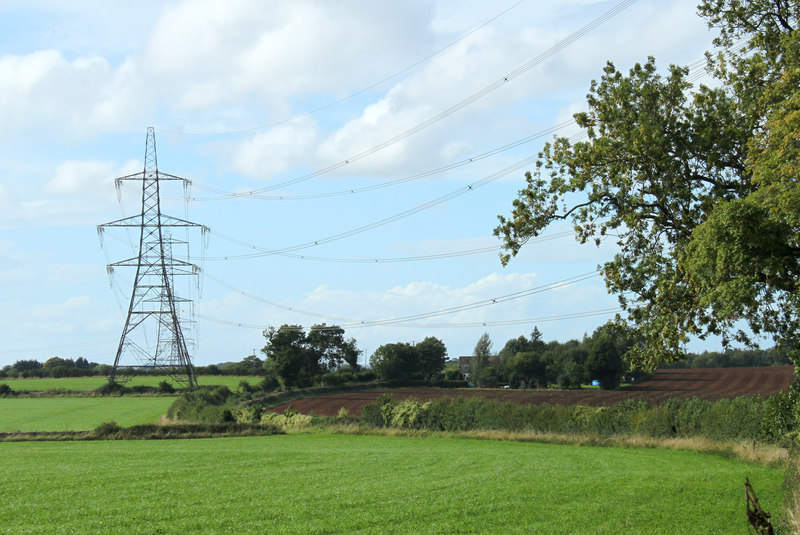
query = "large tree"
xmin=370 ymin=337 xmax=448 ymax=382
xmin=495 ymin=0 xmax=800 ymax=370
xmin=261 ymin=324 xmax=361 ymax=388
xmin=369 ymin=342 xmax=420 ymax=382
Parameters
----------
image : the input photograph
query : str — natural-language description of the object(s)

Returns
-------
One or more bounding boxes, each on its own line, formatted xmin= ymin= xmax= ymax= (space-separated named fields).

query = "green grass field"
xmin=0 ymin=433 xmax=784 ymax=534
xmin=0 ymin=397 xmax=174 ymax=431
xmin=0 ymin=375 xmax=260 ymax=392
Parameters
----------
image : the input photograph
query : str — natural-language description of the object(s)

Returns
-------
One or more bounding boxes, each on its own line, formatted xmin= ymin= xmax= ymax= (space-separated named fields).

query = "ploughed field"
xmin=270 ymin=366 xmax=795 ymax=417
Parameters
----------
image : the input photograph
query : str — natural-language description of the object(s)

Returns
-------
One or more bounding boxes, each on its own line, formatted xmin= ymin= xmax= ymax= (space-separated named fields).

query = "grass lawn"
xmin=0 ymin=375 xmax=261 ymax=392
xmin=0 ymin=397 xmax=175 ymax=432
xmin=0 ymin=433 xmax=784 ymax=534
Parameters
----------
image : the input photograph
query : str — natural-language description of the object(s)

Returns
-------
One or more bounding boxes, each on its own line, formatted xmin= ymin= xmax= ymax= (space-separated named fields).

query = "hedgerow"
xmin=359 ymin=393 xmax=785 ymax=443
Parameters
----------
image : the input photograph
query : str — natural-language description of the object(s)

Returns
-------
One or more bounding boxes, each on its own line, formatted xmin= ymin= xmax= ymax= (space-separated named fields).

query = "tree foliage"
xmin=370 ymin=337 xmax=448 ymax=382
xmin=469 ymin=332 xmax=493 ymax=382
xmin=585 ymin=323 xmax=634 ymax=390
xmin=495 ymin=0 xmax=800 ymax=369
xmin=261 ymin=324 xmax=361 ymax=388
xmin=369 ymin=342 xmax=420 ymax=382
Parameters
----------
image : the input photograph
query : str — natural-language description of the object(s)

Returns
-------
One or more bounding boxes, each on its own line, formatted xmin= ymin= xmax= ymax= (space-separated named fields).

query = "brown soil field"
xmin=270 ymin=366 xmax=795 ymax=417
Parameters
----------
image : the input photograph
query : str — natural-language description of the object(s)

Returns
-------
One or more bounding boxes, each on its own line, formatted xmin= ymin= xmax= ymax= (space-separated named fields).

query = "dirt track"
xmin=270 ymin=366 xmax=795 ymax=417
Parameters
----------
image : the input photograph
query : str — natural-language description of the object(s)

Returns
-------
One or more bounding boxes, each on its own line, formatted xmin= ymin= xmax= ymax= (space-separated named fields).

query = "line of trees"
xmin=661 ymin=348 xmax=791 ymax=369
xmin=466 ymin=323 xmax=635 ymax=390
xmin=0 ymin=357 xmax=109 ymax=378
xmin=2 ymin=324 xmax=787 ymax=387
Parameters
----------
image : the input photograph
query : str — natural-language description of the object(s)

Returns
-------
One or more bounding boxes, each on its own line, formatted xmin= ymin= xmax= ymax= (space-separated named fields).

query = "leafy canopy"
xmin=261 ymin=324 xmax=360 ymax=388
xmin=495 ymin=0 xmax=800 ymax=369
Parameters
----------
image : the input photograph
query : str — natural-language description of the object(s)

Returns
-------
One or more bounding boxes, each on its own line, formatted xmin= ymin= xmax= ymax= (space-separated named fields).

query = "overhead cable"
xmin=185 ymin=0 xmax=639 ymax=199
xmin=204 ymin=153 xmax=540 ymax=260
xmin=155 ymin=0 xmax=528 ymax=137
xmin=200 ymin=269 xmax=601 ymax=328
xmin=199 ymin=307 xmax=618 ymax=331
xmin=190 ymin=120 xmax=574 ymax=201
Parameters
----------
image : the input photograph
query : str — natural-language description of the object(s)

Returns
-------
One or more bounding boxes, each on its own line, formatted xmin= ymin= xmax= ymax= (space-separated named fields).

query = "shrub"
xmin=232 ymin=405 xmax=262 ymax=424
xmin=355 ymin=393 xmax=777 ymax=442
xmin=389 ymin=399 xmax=430 ymax=429
xmin=760 ymin=385 xmax=799 ymax=443
xmin=361 ymin=393 xmax=396 ymax=427
xmin=0 ymin=383 xmax=14 ymax=397
xmin=158 ymin=381 xmax=176 ymax=394
xmin=96 ymin=382 xmax=127 ymax=396
xmin=166 ymin=386 xmax=238 ymax=423
xmin=93 ymin=421 xmax=122 ymax=438
xmin=260 ymin=410 xmax=313 ymax=430
xmin=258 ymin=374 xmax=282 ymax=393
xmin=237 ymin=380 xmax=256 ymax=394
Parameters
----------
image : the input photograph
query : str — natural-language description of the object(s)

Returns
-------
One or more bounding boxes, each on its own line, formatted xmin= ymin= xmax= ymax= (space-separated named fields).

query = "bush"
xmin=232 ymin=405 xmax=262 ymax=424
xmin=760 ymin=385 xmax=799 ymax=443
xmin=237 ymin=380 xmax=256 ymax=394
xmin=166 ymin=386 xmax=238 ymax=423
xmin=258 ymin=374 xmax=282 ymax=393
xmin=0 ymin=383 xmax=15 ymax=397
xmin=158 ymin=381 xmax=176 ymax=394
xmin=260 ymin=408 xmax=313 ymax=430
xmin=96 ymin=382 xmax=127 ymax=396
xmin=356 ymin=393 xmax=778 ymax=442
xmin=389 ymin=399 xmax=430 ymax=429
xmin=93 ymin=421 xmax=122 ymax=438
xmin=361 ymin=393 xmax=396 ymax=427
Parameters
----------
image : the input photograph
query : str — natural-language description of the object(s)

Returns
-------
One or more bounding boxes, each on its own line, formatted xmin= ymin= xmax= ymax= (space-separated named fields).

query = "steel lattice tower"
xmin=99 ymin=127 xmax=203 ymax=387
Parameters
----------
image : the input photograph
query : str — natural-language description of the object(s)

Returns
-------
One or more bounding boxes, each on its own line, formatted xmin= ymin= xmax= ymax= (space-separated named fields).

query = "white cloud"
xmin=0 ymin=158 xmax=143 ymax=228
xmin=43 ymin=160 xmax=117 ymax=196
xmin=0 ymin=49 xmax=145 ymax=136
xmin=232 ymin=118 xmax=321 ymax=179
xmin=144 ymin=0 xmax=435 ymax=114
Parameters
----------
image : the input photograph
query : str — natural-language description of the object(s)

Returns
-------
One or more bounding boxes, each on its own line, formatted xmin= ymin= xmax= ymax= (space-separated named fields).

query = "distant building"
xmin=458 ymin=356 xmax=474 ymax=378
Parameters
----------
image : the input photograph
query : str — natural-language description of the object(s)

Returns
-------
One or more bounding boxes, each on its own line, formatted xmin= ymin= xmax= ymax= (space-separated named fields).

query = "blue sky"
xmin=0 ymin=0 xmax=729 ymax=368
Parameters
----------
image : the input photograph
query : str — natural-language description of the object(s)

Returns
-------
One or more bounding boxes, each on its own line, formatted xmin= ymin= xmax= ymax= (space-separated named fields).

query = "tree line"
xmin=464 ymin=323 xmax=637 ymax=390
xmin=2 ymin=321 xmax=788 ymax=386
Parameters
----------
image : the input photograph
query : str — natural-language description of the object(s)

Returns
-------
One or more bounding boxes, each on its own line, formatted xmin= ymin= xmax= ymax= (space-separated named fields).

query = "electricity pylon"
xmin=99 ymin=127 xmax=204 ymax=387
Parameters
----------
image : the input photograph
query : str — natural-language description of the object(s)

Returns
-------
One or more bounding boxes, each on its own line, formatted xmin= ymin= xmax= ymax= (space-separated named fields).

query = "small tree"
xmin=470 ymin=332 xmax=493 ymax=382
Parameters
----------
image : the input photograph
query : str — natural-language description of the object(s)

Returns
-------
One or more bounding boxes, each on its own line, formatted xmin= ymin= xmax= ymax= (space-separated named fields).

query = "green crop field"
xmin=0 ymin=433 xmax=783 ymax=534
xmin=0 ymin=397 xmax=174 ymax=432
xmin=0 ymin=375 xmax=260 ymax=392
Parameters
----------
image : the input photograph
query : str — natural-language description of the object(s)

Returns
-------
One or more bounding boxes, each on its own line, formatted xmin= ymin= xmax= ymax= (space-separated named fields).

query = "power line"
xmin=200 ymin=268 xmax=602 ymax=328
xmin=155 ymin=0 xmax=529 ymax=137
xmin=204 ymin=153 xmax=539 ymax=260
xmin=184 ymin=0 xmax=639 ymax=199
xmin=184 ymin=38 xmax=722 ymax=204
xmin=199 ymin=307 xmax=618 ymax=331
xmin=188 ymin=120 xmax=574 ymax=201
xmin=264 ymin=230 xmax=576 ymax=264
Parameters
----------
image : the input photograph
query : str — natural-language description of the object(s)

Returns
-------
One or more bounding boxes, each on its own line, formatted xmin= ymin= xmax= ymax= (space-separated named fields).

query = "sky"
xmin=0 ymin=0 xmax=729 ymax=368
